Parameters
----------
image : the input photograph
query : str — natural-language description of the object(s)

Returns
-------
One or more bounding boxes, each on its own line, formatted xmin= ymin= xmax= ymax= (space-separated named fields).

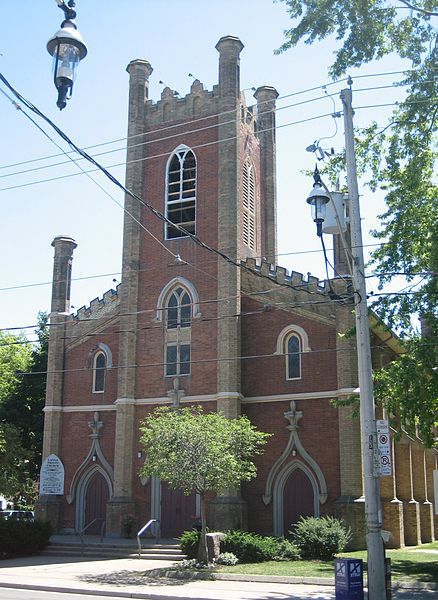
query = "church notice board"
xmin=39 ymin=454 xmax=65 ymax=495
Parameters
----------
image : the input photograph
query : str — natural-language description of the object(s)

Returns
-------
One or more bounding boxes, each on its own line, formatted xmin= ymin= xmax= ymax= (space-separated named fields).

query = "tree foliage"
xmin=139 ymin=406 xmax=270 ymax=561
xmin=0 ymin=313 xmax=48 ymax=503
xmin=276 ymin=0 xmax=437 ymax=444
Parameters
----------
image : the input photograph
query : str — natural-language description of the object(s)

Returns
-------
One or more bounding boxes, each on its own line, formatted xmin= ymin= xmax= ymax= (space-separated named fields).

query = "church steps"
xmin=40 ymin=540 xmax=185 ymax=560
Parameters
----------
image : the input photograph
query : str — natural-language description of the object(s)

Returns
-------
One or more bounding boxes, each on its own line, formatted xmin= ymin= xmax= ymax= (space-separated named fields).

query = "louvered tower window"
xmin=166 ymin=147 xmax=196 ymax=239
xmin=242 ymin=160 xmax=256 ymax=249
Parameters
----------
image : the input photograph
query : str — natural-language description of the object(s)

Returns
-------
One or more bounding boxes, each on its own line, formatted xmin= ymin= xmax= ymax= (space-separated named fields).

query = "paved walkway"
xmin=0 ymin=554 xmax=437 ymax=600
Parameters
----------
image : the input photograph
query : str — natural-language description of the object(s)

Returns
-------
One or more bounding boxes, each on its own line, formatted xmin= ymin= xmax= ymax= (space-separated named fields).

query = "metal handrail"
xmin=136 ymin=518 xmax=160 ymax=558
xmin=77 ymin=518 xmax=106 ymax=555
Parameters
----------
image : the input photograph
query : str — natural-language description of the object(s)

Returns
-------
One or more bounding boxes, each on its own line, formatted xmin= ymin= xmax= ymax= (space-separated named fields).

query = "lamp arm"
xmin=54 ymin=0 xmax=77 ymax=21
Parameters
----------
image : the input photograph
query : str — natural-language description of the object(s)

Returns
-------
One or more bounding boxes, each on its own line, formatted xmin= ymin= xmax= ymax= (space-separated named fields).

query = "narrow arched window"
xmin=242 ymin=159 xmax=256 ymax=249
xmin=166 ymin=147 xmax=196 ymax=239
xmin=286 ymin=334 xmax=301 ymax=380
xmin=164 ymin=285 xmax=193 ymax=377
xmin=93 ymin=351 xmax=106 ymax=392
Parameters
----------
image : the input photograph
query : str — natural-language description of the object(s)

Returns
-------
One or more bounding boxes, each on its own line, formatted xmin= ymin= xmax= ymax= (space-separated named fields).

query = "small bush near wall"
xmin=179 ymin=529 xmax=201 ymax=559
xmin=179 ymin=529 xmax=301 ymax=563
xmin=0 ymin=520 xmax=53 ymax=559
xmin=290 ymin=516 xmax=351 ymax=560
xmin=222 ymin=530 xmax=280 ymax=562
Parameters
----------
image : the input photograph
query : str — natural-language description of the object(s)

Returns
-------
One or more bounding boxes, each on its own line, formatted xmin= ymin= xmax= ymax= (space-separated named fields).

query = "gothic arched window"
xmin=164 ymin=285 xmax=193 ymax=376
xmin=166 ymin=146 xmax=196 ymax=239
xmin=285 ymin=334 xmax=301 ymax=380
xmin=166 ymin=287 xmax=191 ymax=329
xmin=242 ymin=159 xmax=256 ymax=249
xmin=276 ymin=324 xmax=310 ymax=382
xmin=93 ymin=350 xmax=107 ymax=393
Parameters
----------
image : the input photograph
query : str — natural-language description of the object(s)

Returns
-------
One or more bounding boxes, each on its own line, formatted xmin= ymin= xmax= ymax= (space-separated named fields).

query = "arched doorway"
xmin=83 ymin=470 xmax=109 ymax=534
xmin=160 ymin=482 xmax=196 ymax=538
xmin=282 ymin=467 xmax=315 ymax=536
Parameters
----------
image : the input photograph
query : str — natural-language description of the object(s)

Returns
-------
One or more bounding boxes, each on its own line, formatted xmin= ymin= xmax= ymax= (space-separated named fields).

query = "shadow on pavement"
xmin=80 ymin=568 xmax=196 ymax=587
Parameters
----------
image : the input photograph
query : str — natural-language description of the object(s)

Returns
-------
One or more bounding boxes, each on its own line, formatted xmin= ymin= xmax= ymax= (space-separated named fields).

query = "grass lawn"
xmin=217 ymin=542 xmax=438 ymax=583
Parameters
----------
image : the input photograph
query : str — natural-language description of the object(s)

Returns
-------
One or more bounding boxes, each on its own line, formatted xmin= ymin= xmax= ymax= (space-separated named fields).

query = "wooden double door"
xmin=160 ymin=482 xmax=196 ymax=538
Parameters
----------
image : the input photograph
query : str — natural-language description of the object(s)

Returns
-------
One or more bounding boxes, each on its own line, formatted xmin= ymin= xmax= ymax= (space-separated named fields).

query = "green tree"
xmin=276 ymin=0 xmax=437 ymax=444
xmin=0 ymin=313 xmax=49 ymax=503
xmin=139 ymin=406 xmax=270 ymax=563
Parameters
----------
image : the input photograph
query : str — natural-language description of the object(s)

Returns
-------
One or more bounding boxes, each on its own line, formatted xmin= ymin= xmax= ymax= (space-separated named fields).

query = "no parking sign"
xmin=376 ymin=420 xmax=392 ymax=476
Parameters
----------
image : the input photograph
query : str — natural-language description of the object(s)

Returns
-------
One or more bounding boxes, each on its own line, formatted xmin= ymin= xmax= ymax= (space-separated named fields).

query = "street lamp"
xmin=47 ymin=0 xmax=87 ymax=110
xmin=304 ymin=89 xmax=387 ymax=599
xmin=306 ymin=166 xmax=330 ymax=237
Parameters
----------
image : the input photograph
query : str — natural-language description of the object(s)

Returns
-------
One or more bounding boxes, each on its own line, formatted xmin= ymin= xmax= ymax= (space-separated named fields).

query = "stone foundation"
xmin=419 ymin=502 xmax=435 ymax=543
xmin=209 ymin=496 xmax=247 ymax=532
xmin=106 ymin=497 xmax=136 ymax=537
xmin=381 ymin=499 xmax=404 ymax=548
xmin=35 ymin=496 xmax=63 ymax=531
xmin=335 ymin=496 xmax=366 ymax=550
xmin=403 ymin=500 xmax=421 ymax=546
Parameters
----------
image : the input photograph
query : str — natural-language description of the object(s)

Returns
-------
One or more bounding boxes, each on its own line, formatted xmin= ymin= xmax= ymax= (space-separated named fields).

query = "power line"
xmin=1 ymin=65 xmax=426 ymax=173
xmin=0 ymin=243 xmax=401 ymax=294
xmin=0 ymin=91 xmax=432 ymax=194
xmin=0 ymin=281 xmax=430 ymax=340
xmin=0 ymin=76 xmax=431 ymax=183
xmin=6 ymin=338 xmax=438 ymax=379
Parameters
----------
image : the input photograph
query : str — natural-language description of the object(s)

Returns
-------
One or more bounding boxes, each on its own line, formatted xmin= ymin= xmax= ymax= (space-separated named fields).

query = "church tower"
xmin=106 ymin=36 xmax=279 ymax=535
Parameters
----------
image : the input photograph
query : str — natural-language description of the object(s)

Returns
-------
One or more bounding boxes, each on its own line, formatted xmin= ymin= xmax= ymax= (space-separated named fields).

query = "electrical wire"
xmin=0 ymin=72 xmax=344 ymax=302
xmin=0 ymin=75 xmax=432 ymax=182
xmin=5 ymin=338 xmax=438 ymax=378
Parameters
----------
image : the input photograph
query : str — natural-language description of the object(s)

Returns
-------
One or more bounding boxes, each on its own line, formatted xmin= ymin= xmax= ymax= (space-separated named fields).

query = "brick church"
xmin=36 ymin=36 xmax=437 ymax=548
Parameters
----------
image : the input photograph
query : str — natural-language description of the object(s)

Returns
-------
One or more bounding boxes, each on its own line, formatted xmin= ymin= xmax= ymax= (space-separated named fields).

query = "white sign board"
xmin=375 ymin=420 xmax=392 ymax=476
xmin=39 ymin=454 xmax=65 ymax=495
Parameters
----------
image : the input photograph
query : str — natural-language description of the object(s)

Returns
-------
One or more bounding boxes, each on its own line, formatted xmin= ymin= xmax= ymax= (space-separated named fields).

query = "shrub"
xmin=0 ymin=519 xmax=53 ymax=559
xmin=179 ymin=529 xmax=201 ymax=559
xmin=290 ymin=516 xmax=351 ymax=560
xmin=222 ymin=530 xmax=279 ymax=563
xmin=216 ymin=552 xmax=238 ymax=565
xmin=273 ymin=537 xmax=301 ymax=561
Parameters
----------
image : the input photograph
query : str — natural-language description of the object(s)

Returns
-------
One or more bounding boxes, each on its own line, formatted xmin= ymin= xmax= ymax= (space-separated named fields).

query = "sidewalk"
xmin=0 ymin=554 xmax=436 ymax=600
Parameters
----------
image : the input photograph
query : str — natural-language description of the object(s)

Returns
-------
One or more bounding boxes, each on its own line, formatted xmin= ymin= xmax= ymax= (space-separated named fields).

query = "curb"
xmin=0 ymin=582 xmax=222 ymax=600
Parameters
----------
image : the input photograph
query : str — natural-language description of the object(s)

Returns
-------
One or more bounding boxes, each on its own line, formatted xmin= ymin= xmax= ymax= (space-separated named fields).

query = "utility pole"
xmin=341 ymin=87 xmax=386 ymax=599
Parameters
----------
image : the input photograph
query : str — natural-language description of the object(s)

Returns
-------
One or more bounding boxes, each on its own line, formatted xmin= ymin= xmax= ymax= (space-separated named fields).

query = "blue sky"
xmin=0 ymin=1 xmax=408 ymax=336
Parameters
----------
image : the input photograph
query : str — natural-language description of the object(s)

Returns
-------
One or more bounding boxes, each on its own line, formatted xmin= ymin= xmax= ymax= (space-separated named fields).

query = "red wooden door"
xmin=84 ymin=471 xmax=109 ymax=534
xmin=160 ymin=482 xmax=196 ymax=538
xmin=282 ymin=468 xmax=315 ymax=537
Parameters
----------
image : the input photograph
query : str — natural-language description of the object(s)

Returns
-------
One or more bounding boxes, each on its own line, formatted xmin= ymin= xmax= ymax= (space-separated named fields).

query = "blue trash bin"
xmin=334 ymin=558 xmax=364 ymax=600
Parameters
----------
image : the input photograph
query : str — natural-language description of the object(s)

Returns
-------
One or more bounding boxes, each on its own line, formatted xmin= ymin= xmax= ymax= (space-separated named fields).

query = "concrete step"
xmin=41 ymin=540 xmax=185 ymax=561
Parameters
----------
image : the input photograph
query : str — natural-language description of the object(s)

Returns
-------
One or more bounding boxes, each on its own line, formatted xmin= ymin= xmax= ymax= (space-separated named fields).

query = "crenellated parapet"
xmin=73 ymin=286 xmax=120 ymax=321
xmin=143 ymin=79 xmax=219 ymax=127
xmin=241 ymin=257 xmax=352 ymax=323
xmin=65 ymin=286 xmax=120 ymax=347
xmin=242 ymin=257 xmax=329 ymax=293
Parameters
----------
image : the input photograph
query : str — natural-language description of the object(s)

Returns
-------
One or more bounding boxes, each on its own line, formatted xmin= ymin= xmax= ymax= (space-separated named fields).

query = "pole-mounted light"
xmin=47 ymin=0 xmax=87 ymax=110
xmin=306 ymin=165 xmax=330 ymax=237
